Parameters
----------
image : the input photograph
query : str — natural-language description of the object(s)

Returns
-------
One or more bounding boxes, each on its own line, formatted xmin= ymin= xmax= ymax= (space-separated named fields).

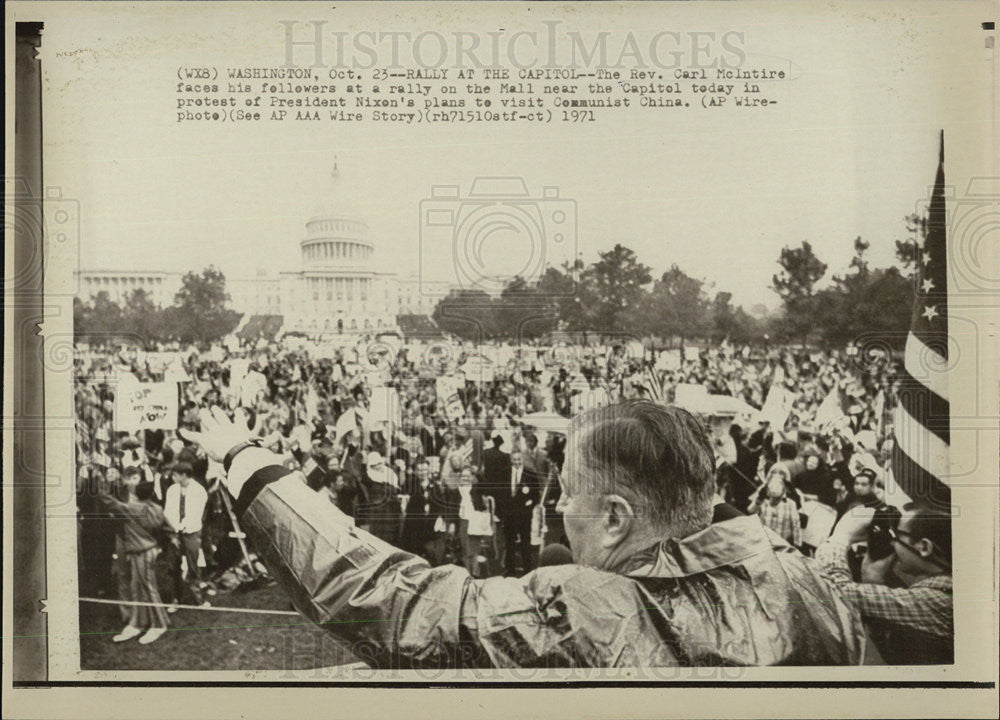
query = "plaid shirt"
xmin=756 ymin=497 xmax=802 ymax=547
xmin=814 ymin=539 xmax=953 ymax=639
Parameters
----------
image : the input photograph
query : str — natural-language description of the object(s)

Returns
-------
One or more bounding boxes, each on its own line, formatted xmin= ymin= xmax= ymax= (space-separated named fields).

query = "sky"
xmin=34 ymin=1 xmax=993 ymax=310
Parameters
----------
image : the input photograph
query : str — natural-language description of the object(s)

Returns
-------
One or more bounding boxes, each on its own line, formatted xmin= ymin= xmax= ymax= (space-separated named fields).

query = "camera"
xmin=866 ymin=503 xmax=902 ymax=561
xmin=419 ymin=177 xmax=577 ymax=295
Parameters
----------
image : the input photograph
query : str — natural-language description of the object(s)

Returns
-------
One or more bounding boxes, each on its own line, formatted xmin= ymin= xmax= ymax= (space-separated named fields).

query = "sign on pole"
xmin=115 ymin=382 xmax=179 ymax=431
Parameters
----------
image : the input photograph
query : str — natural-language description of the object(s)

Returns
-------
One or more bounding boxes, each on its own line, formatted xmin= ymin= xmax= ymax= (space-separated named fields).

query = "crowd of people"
xmin=74 ymin=331 xmax=951 ymax=664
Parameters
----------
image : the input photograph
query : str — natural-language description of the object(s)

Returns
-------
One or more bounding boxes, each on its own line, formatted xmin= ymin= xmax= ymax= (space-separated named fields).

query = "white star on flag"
xmin=922 ymin=305 xmax=938 ymax=321
xmin=922 ymin=278 xmax=934 ymax=293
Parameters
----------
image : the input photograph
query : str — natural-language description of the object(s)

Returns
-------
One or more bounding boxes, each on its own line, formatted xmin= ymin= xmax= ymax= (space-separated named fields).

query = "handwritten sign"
xmin=115 ymin=382 xmax=179 ymax=431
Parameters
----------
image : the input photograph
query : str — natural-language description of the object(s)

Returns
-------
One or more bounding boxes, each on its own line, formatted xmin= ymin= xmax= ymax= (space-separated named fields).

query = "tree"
xmin=581 ymin=244 xmax=652 ymax=333
xmin=772 ymin=241 xmax=828 ymax=341
xmin=432 ymin=288 xmax=499 ymax=341
xmin=73 ymin=296 xmax=91 ymax=341
xmin=495 ymin=276 xmax=558 ymax=341
xmin=538 ymin=259 xmax=601 ymax=339
xmin=171 ymin=266 xmax=241 ymax=345
xmin=89 ymin=291 xmax=125 ymax=338
xmin=728 ymin=306 xmax=763 ymax=344
xmin=710 ymin=291 xmax=736 ymax=343
xmin=122 ymin=288 xmax=159 ymax=348
xmin=816 ymin=237 xmax=912 ymax=348
xmin=894 ymin=213 xmax=925 ymax=277
xmin=631 ymin=264 xmax=710 ymax=343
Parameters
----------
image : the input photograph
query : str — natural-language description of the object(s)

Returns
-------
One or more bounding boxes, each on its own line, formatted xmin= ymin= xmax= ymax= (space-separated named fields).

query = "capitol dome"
xmin=294 ymin=159 xmax=392 ymax=335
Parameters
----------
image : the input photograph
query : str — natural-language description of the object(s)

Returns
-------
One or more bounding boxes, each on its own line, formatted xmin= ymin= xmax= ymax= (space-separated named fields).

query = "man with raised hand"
xmin=181 ymin=401 xmax=867 ymax=669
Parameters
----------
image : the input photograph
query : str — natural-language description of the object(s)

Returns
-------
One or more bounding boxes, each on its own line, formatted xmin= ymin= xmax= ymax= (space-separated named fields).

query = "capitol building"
xmin=76 ymin=162 xmax=450 ymax=337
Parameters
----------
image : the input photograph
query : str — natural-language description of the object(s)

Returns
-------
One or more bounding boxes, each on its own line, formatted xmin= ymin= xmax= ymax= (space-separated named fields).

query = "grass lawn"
xmin=79 ymin=580 xmax=360 ymax=672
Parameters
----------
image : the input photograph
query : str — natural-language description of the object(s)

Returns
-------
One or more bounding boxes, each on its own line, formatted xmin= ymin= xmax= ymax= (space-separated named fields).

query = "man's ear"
xmin=916 ymin=537 xmax=936 ymax=560
xmin=600 ymin=494 xmax=636 ymax=547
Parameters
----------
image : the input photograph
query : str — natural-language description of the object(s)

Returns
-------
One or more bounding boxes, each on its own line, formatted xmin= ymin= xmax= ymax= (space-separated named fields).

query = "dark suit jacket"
xmin=498 ymin=466 xmax=541 ymax=524
xmin=481 ymin=446 xmax=511 ymax=510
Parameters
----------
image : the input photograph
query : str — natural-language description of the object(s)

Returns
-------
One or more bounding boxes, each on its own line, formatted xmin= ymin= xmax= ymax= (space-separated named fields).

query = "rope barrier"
xmin=79 ymin=596 xmax=300 ymax=616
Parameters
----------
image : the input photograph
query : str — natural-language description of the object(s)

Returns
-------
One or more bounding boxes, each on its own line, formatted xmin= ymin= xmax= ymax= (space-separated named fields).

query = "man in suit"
xmin=522 ymin=432 xmax=548 ymax=479
xmin=503 ymin=450 xmax=540 ymax=575
xmin=481 ymin=432 xmax=511 ymax=502
xmin=481 ymin=433 xmax=512 ymax=573
xmin=355 ymin=451 xmax=402 ymax=544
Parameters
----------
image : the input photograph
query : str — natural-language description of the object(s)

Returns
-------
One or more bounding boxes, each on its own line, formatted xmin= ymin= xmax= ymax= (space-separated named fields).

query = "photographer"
xmin=815 ymin=503 xmax=953 ymax=664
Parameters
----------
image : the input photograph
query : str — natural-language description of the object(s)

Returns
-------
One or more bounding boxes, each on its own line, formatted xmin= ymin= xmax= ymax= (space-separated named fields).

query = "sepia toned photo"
xmin=4 ymin=2 xmax=999 ymax=718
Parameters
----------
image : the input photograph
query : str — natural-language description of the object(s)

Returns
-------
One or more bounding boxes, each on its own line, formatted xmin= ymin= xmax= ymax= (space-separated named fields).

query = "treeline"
xmin=75 ymin=218 xmax=923 ymax=350
xmin=74 ymin=267 xmax=241 ymax=347
xmin=434 ymin=221 xmax=922 ymax=348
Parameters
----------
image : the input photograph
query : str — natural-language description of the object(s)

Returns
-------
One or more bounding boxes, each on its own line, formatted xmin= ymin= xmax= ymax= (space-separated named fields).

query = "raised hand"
xmin=178 ymin=406 xmax=252 ymax=463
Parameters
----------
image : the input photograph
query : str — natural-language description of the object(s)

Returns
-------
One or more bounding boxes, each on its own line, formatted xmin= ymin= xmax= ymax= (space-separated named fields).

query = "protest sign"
xmin=759 ymin=386 xmax=795 ymax=429
xmin=240 ymin=369 xmax=268 ymax=407
xmin=145 ymin=351 xmax=177 ymax=373
xmin=674 ymin=383 xmax=709 ymax=409
xmin=444 ymin=393 xmax=466 ymax=422
xmin=148 ymin=352 xmax=190 ymax=382
xmin=814 ymin=387 xmax=847 ymax=431
xmin=436 ymin=375 xmax=464 ymax=407
xmin=370 ymin=386 xmax=402 ymax=426
xmin=115 ymin=382 xmax=179 ymax=431
xmin=228 ymin=358 xmax=250 ymax=389
xmin=334 ymin=408 xmax=360 ymax=441
xmin=303 ymin=382 xmax=320 ymax=421
xmin=656 ymin=349 xmax=681 ymax=371
xmin=460 ymin=355 xmax=495 ymax=383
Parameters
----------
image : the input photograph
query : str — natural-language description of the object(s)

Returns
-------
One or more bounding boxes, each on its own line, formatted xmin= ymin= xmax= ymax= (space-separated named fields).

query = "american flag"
xmin=454 ymin=438 xmax=474 ymax=464
xmin=642 ymin=365 xmax=662 ymax=401
xmin=890 ymin=132 xmax=950 ymax=514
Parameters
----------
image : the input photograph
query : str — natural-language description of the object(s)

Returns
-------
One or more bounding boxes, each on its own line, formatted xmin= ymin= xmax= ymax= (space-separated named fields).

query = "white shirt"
xmin=164 ymin=481 xmax=208 ymax=534
xmin=510 ymin=466 xmax=522 ymax=496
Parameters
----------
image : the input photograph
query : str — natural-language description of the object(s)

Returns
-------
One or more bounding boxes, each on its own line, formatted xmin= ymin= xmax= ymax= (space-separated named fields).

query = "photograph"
xmin=5 ymin=2 xmax=999 ymax=718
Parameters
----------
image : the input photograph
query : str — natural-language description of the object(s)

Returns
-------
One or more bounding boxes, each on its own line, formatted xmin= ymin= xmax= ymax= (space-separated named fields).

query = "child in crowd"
xmin=751 ymin=466 xmax=803 ymax=548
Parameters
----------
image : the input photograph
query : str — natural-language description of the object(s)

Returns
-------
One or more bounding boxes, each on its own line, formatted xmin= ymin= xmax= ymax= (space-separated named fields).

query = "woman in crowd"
xmin=98 ymin=467 xmax=173 ymax=645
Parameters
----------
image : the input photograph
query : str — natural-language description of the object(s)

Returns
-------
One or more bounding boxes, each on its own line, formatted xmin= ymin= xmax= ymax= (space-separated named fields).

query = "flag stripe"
xmin=891 ymin=442 xmax=951 ymax=514
xmin=895 ymin=365 xmax=950 ymax=445
xmin=904 ymin=333 xmax=950 ymax=402
xmin=892 ymin=403 xmax=949 ymax=480
xmin=911 ymin=322 xmax=950 ymax=363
